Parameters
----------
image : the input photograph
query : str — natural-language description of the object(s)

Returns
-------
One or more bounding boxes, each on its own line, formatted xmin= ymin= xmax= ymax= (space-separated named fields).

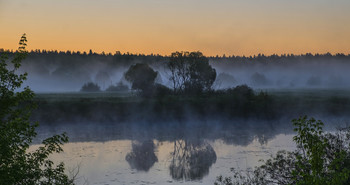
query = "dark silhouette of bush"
xmin=80 ymin=82 xmax=101 ymax=92
xmin=105 ymin=81 xmax=129 ymax=92
xmin=153 ymin=83 xmax=172 ymax=97
xmin=229 ymin=84 xmax=254 ymax=97
xmin=124 ymin=63 xmax=157 ymax=96
xmin=213 ymin=85 xmax=274 ymax=118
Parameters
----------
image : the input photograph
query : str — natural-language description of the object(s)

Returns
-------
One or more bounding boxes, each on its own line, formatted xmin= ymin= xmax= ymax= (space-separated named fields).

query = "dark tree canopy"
xmin=80 ymin=82 xmax=101 ymax=92
xmin=124 ymin=63 xmax=157 ymax=94
xmin=168 ymin=51 xmax=216 ymax=94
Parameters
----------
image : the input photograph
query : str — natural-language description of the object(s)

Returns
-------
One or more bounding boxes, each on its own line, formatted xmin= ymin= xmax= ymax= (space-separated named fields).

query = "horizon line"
xmin=1 ymin=48 xmax=350 ymax=58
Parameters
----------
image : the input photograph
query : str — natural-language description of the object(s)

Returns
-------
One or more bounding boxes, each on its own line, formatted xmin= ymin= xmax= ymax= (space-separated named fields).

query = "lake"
xmin=29 ymin=90 xmax=350 ymax=184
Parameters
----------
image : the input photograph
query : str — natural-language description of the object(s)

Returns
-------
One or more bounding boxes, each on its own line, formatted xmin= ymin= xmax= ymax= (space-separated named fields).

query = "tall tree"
xmin=168 ymin=51 xmax=216 ymax=94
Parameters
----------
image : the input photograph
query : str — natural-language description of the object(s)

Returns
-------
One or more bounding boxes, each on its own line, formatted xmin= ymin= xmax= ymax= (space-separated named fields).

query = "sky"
xmin=1 ymin=0 xmax=350 ymax=56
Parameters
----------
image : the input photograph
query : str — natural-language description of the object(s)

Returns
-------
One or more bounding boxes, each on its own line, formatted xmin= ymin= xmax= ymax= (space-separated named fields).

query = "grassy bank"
xmin=31 ymin=89 xmax=350 ymax=125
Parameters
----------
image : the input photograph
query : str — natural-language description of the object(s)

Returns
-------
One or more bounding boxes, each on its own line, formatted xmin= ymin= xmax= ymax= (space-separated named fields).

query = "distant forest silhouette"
xmin=1 ymin=48 xmax=349 ymax=63
xmin=2 ymin=48 xmax=350 ymax=92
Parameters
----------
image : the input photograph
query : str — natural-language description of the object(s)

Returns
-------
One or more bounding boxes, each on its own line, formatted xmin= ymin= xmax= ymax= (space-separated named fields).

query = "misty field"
xmin=31 ymin=88 xmax=350 ymax=126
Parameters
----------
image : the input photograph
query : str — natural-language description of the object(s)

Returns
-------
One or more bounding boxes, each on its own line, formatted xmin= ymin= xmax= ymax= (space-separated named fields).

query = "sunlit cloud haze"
xmin=1 ymin=0 xmax=350 ymax=56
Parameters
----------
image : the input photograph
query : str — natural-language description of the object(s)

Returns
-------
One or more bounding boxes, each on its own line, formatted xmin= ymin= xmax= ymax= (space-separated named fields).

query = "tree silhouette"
xmin=169 ymin=139 xmax=217 ymax=181
xmin=168 ymin=51 xmax=216 ymax=94
xmin=124 ymin=63 xmax=157 ymax=96
xmin=80 ymin=82 xmax=101 ymax=92
xmin=125 ymin=140 xmax=158 ymax=171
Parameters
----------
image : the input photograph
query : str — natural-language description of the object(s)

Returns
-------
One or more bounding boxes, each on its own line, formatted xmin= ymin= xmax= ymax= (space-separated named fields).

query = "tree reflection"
xmin=169 ymin=139 xmax=216 ymax=181
xmin=125 ymin=140 xmax=158 ymax=171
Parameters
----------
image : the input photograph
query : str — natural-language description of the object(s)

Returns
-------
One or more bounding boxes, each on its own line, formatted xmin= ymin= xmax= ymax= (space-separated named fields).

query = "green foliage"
xmin=291 ymin=116 xmax=350 ymax=185
xmin=215 ymin=116 xmax=350 ymax=185
xmin=0 ymin=34 xmax=73 ymax=184
xmin=124 ymin=63 xmax=157 ymax=96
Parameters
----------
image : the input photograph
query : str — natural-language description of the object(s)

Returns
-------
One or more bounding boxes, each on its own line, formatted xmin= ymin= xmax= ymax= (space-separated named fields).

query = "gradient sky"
xmin=1 ymin=0 xmax=350 ymax=56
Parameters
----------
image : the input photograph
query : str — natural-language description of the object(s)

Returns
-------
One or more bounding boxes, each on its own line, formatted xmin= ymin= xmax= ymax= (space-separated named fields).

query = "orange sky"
xmin=1 ymin=0 xmax=350 ymax=56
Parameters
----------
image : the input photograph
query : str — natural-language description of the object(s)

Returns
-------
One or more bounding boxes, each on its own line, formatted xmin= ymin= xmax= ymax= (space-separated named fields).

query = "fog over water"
xmin=18 ymin=52 xmax=350 ymax=184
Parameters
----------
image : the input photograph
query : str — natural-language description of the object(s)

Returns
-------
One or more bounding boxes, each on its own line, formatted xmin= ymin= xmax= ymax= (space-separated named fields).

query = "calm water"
xmin=29 ymin=120 xmax=303 ymax=185
xmin=27 ymin=90 xmax=350 ymax=184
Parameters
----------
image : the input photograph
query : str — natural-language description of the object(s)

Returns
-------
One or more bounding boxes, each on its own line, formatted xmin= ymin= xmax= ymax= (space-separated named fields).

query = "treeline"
xmin=2 ymin=48 xmax=350 ymax=92
xmin=1 ymin=48 xmax=350 ymax=65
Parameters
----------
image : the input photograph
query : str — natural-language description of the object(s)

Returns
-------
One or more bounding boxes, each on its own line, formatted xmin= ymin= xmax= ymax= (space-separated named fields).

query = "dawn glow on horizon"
xmin=1 ymin=0 xmax=350 ymax=56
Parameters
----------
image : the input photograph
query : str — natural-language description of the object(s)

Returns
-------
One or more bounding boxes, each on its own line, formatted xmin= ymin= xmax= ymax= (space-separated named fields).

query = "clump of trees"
xmin=124 ymin=63 xmax=172 ymax=97
xmin=122 ymin=51 xmax=217 ymax=96
xmin=0 ymin=34 xmax=73 ymax=184
xmin=215 ymin=116 xmax=350 ymax=185
xmin=124 ymin=63 xmax=158 ymax=96
xmin=80 ymin=82 xmax=101 ymax=92
xmin=168 ymin=51 xmax=216 ymax=94
xmin=213 ymin=85 xmax=273 ymax=118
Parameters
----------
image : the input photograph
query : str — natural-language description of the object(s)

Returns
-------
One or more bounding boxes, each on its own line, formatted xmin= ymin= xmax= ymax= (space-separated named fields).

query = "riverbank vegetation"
xmin=0 ymin=34 xmax=74 ymax=184
xmin=215 ymin=116 xmax=350 ymax=185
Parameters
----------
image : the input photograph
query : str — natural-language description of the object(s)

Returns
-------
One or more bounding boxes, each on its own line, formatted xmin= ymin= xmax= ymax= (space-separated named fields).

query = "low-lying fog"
xmin=17 ymin=53 xmax=350 ymax=92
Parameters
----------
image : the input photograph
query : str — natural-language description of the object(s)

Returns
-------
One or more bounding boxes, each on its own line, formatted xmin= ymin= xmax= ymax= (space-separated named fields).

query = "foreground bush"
xmin=215 ymin=116 xmax=350 ymax=185
xmin=0 ymin=34 xmax=73 ymax=184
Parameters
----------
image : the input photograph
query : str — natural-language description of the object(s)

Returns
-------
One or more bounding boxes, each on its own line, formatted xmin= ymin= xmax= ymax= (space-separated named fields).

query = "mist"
xmin=211 ymin=59 xmax=350 ymax=90
xmin=12 ymin=51 xmax=350 ymax=92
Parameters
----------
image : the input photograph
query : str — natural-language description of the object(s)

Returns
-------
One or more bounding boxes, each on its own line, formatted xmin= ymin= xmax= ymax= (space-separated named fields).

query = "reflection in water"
xmin=31 ymin=120 xmax=306 ymax=184
xmin=170 ymin=139 xmax=217 ymax=181
xmin=125 ymin=140 xmax=158 ymax=171
xmin=30 ymin=133 xmax=296 ymax=185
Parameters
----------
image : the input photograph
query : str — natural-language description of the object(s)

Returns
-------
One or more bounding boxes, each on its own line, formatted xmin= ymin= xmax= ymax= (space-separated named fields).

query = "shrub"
xmin=80 ymin=82 xmax=101 ymax=92
xmin=215 ymin=116 xmax=350 ymax=185
xmin=0 ymin=34 xmax=73 ymax=184
xmin=124 ymin=63 xmax=157 ymax=95
xmin=106 ymin=81 xmax=129 ymax=92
